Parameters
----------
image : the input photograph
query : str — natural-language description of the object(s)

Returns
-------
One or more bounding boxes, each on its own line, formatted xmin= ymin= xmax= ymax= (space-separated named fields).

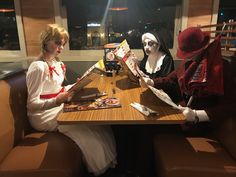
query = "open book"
xmin=68 ymin=59 xmax=105 ymax=92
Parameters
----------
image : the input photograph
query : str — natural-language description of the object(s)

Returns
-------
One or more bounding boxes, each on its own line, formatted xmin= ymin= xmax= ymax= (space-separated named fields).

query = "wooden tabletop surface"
xmin=57 ymin=72 xmax=185 ymax=125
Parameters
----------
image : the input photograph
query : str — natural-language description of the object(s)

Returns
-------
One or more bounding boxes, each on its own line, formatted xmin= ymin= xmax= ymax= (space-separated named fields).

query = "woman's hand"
xmin=76 ymin=77 xmax=81 ymax=82
xmin=56 ymin=91 xmax=75 ymax=105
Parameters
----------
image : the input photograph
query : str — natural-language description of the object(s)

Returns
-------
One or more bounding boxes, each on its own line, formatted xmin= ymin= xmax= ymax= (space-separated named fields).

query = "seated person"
xmin=135 ymin=27 xmax=235 ymax=177
xmin=138 ymin=31 xmax=179 ymax=101
xmin=116 ymin=32 xmax=175 ymax=177
xmin=139 ymin=31 xmax=174 ymax=78
xmin=141 ymin=27 xmax=235 ymax=124
xmin=26 ymin=24 xmax=117 ymax=176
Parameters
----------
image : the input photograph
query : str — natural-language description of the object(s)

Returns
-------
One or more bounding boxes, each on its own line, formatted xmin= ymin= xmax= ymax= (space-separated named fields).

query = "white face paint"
xmin=143 ymin=38 xmax=159 ymax=55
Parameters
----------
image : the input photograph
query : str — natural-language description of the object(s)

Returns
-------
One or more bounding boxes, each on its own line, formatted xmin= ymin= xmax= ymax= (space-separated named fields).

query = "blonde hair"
xmin=39 ymin=24 xmax=69 ymax=79
xmin=40 ymin=24 xmax=69 ymax=55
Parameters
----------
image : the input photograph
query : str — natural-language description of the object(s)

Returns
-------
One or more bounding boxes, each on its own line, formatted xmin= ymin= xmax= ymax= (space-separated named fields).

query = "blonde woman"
xmin=26 ymin=24 xmax=117 ymax=176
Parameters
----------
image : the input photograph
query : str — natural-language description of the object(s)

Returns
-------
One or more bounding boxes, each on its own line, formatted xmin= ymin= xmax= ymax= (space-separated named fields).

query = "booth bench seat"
xmin=0 ymin=71 xmax=84 ymax=177
xmin=153 ymin=58 xmax=236 ymax=177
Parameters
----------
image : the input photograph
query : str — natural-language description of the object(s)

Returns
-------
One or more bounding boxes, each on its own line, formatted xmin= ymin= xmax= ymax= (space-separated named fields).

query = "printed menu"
xmin=64 ymin=97 xmax=121 ymax=112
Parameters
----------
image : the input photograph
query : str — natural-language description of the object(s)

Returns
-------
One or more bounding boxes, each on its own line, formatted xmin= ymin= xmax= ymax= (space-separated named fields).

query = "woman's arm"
xmin=26 ymin=62 xmax=59 ymax=111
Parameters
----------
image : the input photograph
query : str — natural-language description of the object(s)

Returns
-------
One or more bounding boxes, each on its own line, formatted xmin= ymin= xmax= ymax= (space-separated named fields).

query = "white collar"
xmin=145 ymin=53 xmax=166 ymax=74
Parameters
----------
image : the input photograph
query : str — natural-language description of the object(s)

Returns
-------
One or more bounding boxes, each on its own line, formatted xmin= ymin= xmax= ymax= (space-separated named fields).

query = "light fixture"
xmin=109 ymin=0 xmax=128 ymax=11
xmin=87 ymin=23 xmax=101 ymax=27
xmin=0 ymin=9 xmax=15 ymax=13
xmin=109 ymin=7 xmax=128 ymax=11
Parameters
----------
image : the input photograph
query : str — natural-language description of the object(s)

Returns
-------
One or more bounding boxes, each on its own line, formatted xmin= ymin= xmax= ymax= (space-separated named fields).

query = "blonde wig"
xmin=40 ymin=24 xmax=69 ymax=58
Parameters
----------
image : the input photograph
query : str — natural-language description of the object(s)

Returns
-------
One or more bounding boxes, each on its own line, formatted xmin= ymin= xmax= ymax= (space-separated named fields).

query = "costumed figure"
xmin=139 ymin=31 xmax=174 ymax=79
xmin=26 ymin=24 xmax=117 ymax=176
xmin=142 ymin=27 xmax=236 ymax=124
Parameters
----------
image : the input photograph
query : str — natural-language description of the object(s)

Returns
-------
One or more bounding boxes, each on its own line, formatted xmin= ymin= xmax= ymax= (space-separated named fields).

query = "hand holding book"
xmin=56 ymin=90 xmax=75 ymax=105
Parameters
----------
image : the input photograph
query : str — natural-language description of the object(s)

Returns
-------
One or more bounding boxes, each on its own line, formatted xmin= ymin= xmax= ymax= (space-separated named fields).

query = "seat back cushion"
xmin=0 ymin=71 xmax=32 ymax=162
xmin=213 ymin=69 xmax=236 ymax=160
xmin=214 ymin=116 xmax=236 ymax=160
xmin=0 ymin=80 xmax=15 ymax=162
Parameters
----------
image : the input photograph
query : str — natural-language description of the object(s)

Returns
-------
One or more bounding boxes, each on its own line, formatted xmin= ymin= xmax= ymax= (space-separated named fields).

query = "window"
xmin=217 ymin=0 xmax=236 ymax=50
xmin=0 ymin=0 xmax=20 ymax=50
xmin=218 ymin=0 xmax=236 ymax=24
xmin=63 ymin=0 xmax=181 ymax=50
xmin=0 ymin=0 xmax=26 ymax=61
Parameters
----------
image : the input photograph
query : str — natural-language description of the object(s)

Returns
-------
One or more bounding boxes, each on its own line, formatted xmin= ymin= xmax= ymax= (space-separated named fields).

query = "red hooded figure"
xmin=148 ymin=27 xmax=235 ymax=123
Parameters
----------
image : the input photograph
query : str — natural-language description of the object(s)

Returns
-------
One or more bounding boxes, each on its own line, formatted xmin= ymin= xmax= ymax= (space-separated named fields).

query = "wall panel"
xmin=20 ymin=0 xmax=55 ymax=56
xmin=187 ymin=0 xmax=214 ymax=28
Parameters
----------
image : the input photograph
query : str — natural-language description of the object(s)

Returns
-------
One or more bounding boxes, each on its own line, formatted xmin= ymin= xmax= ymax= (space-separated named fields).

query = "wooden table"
xmin=57 ymin=73 xmax=185 ymax=125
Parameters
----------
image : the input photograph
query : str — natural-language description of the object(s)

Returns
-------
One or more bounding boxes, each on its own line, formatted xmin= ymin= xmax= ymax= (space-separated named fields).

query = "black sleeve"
xmin=158 ymin=55 xmax=175 ymax=77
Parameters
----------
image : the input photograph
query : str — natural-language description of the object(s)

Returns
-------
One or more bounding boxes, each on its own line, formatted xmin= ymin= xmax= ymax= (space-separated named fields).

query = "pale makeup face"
xmin=143 ymin=38 xmax=159 ymax=55
xmin=46 ymin=39 xmax=65 ymax=57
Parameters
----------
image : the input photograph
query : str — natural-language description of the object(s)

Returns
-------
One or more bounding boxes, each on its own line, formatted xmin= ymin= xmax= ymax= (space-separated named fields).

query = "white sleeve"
xmin=196 ymin=110 xmax=210 ymax=122
xmin=26 ymin=62 xmax=58 ymax=111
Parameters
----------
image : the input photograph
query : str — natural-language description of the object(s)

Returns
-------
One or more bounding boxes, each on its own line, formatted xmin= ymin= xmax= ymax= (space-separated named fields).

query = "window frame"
xmin=0 ymin=0 xmax=27 ymax=62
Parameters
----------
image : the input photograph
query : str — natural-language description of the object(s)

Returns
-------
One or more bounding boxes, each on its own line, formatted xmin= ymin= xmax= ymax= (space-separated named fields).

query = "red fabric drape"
xmin=178 ymin=36 xmax=224 ymax=97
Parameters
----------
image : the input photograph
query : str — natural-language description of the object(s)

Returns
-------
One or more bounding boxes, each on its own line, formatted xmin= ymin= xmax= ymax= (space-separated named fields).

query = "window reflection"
xmin=0 ymin=0 xmax=20 ymax=50
xmin=64 ymin=0 xmax=180 ymax=50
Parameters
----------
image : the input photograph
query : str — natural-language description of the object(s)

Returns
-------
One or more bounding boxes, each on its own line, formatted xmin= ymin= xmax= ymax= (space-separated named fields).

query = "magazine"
xmin=113 ymin=39 xmax=130 ymax=59
xmin=63 ymin=97 xmax=121 ymax=112
xmin=68 ymin=59 xmax=105 ymax=92
xmin=113 ymin=40 xmax=142 ymax=81
xmin=148 ymin=86 xmax=179 ymax=109
xmin=122 ymin=52 xmax=140 ymax=77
